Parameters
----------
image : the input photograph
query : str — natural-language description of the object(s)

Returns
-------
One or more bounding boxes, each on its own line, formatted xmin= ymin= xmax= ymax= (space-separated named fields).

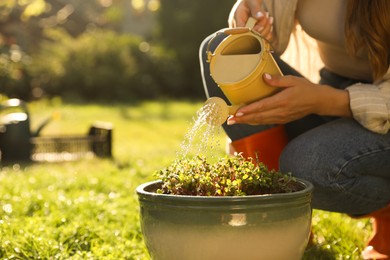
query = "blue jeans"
xmin=199 ymin=33 xmax=390 ymax=215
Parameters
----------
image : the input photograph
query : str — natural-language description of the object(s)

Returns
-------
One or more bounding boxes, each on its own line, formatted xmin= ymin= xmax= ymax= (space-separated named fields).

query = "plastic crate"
xmin=30 ymin=122 xmax=112 ymax=162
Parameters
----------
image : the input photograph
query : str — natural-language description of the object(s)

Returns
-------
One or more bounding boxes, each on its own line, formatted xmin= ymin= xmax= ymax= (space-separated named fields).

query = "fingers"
xmin=263 ymin=73 xmax=308 ymax=88
xmin=227 ymin=106 xmax=287 ymax=125
xmin=233 ymin=93 xmax=283 ymax=118
xmin=228 ymin=1 xmax=251 ymax=28
xmin=246 ymin=0 xmax=264 ymax=22
xmin=228 ymin=1 xmax=275 ymax=42
xmin=233 ymin=12 xmax=274 ymax=42
xmin=252 ymin=12 xmax=274 ymax=41
xmin=226 ymin=75 xmax=316 ymax=126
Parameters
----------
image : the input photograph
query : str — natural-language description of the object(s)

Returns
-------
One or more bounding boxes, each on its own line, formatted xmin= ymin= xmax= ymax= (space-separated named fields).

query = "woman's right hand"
xmin=228 ymin=0 xmax=274 ymax=42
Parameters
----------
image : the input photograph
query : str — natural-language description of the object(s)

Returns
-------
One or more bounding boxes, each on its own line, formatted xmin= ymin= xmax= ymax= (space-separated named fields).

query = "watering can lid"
xmin=208 ymin=22 xmax=270 ymax=84
xmin=210 ymin=33 xmax=265 ymax=84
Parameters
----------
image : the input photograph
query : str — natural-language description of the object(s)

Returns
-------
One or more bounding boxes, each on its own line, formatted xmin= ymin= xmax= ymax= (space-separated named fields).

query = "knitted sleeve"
xmin=263 ymin=0 xmax=298 ymax=55
xmin=347 ymin=70 xmax=390 ymax=134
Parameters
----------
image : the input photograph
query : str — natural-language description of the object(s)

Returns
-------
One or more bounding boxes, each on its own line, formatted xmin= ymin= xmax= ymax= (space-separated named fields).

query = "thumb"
xmin=263 ymin=73 xmax=303 ymax=88
xmin=247 ymin=0 xmax=264 ymax=20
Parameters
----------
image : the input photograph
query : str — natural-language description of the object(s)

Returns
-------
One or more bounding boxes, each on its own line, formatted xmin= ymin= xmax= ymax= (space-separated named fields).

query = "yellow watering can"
xmin=204 ymin=18 xmax=283 ymax=125
xmin=204 ymin=18 xmax=288 ymax=170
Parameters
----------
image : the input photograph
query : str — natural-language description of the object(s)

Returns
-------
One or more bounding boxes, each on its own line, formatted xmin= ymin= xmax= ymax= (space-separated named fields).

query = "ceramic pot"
xmin=137 ymin=179 xmax=313 ymax=260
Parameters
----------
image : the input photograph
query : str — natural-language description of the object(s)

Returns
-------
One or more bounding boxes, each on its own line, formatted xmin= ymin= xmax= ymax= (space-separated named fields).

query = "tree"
xmin=156 ymin=0 xmax=235 ymax=97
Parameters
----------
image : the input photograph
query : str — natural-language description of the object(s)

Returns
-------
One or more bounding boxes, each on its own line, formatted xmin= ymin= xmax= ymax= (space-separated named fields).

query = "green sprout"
xmin=155 ymin=154 xmax=298 ymax=196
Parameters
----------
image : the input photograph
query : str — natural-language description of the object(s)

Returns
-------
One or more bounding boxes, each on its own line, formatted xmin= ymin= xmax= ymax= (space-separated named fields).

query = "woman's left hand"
xmin=228 ymin=0 xmax=274 ymax=42
xmin=227 ymin=73 xmax=351 ymax=125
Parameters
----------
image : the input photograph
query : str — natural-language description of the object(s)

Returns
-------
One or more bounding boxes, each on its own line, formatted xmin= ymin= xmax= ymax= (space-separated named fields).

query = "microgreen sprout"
xmin=155 ymin=154 xmax=298 ymax=196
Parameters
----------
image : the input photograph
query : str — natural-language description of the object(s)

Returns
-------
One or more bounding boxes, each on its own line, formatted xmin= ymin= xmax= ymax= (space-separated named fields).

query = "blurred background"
xmin=0 ymin=0 xmax=235 ymax=102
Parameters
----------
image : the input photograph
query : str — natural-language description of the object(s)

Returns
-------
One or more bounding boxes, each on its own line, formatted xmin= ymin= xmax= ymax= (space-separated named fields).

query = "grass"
xmin=0 ymin=99 xmax=371 ymax=259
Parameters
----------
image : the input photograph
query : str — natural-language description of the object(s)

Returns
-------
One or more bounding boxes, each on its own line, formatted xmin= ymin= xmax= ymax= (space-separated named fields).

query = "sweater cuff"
xmin=347 ymin=83 xmax=390 ymax=134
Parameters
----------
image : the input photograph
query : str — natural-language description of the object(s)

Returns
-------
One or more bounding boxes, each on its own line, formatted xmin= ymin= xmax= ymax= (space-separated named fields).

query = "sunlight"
xmin=99 ymin=0 xmax=112 ymax=8
xmin=148 ymin=0 xmax=160 ymax=12
xmin=131 ymin=0 xmax=145 ymax=12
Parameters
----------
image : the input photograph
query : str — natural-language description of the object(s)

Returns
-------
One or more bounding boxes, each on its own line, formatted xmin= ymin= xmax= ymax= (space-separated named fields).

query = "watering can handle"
xmin=224 ymin=17 xmax=256 ymax=34
xmin=206 ymin=28 xmax=251 ymax=63
xmin=206 ymin=17 xmax=264 ymax=63
xmin=245 ymin=17 xmax=257 ymax=29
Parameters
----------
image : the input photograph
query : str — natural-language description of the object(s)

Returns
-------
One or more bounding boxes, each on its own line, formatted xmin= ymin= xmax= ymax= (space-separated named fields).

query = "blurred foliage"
xmin=0 ymin=0 xmax=235 ymax=101
xmin=0 ymin=0 xmax=46 ymax=21
xmin=156 ymin=0 xmax=235 ymax=97
xmin=28 ymin=29 xmax=184 ymax=101
xmin=0 ymin=44 xmax=32 ymax=99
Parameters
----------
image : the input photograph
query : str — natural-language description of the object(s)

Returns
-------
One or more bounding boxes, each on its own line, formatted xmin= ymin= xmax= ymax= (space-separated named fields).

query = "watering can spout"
xmin=203 ymin=97 xmax=241 ymax=126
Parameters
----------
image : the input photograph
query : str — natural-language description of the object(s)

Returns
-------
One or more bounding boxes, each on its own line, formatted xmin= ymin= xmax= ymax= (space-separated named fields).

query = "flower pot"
xmin=137 ymin=179 xmax=313 ymax=260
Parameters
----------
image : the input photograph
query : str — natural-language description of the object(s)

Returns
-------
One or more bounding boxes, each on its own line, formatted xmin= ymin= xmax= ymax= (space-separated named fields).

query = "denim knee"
xmin=279 ymin=135 xmax=333 ymax=187
xmin=279 ymin=119 xmax=390 ymax=214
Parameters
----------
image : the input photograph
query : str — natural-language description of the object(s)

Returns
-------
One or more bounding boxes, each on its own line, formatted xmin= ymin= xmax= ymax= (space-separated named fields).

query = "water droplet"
xmin=177 ymin=103 xmax=222 ymax=159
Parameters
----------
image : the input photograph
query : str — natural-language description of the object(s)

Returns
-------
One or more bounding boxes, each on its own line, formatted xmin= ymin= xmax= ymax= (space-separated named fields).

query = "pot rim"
xmin=136 ymin=178 xmax=313 ymax=202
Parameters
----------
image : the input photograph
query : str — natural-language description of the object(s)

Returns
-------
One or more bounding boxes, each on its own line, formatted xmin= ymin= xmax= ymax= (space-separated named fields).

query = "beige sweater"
xmin=263 ymin=0 xmax=390 ymax=134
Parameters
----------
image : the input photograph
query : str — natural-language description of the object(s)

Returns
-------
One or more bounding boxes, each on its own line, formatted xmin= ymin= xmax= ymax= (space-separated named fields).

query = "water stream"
xmin=178 ymin=102 xmax=222 ymax=159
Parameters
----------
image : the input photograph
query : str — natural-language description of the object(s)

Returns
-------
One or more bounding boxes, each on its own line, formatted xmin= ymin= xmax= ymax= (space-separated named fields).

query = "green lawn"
xmin=0 ymin=99 xmax=370 ymax=259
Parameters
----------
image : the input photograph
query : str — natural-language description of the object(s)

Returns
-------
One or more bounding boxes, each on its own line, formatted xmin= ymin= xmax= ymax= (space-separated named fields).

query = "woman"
xmin=199 ymin=0 xmax=390 ymax=259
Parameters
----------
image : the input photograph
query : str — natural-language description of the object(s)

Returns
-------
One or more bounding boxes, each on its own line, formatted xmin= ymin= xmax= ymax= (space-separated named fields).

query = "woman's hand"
xmin=227 ymin=74 xmax=352 ymax=126
xmin=228 ymin=0 xmax=274 ymax=42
